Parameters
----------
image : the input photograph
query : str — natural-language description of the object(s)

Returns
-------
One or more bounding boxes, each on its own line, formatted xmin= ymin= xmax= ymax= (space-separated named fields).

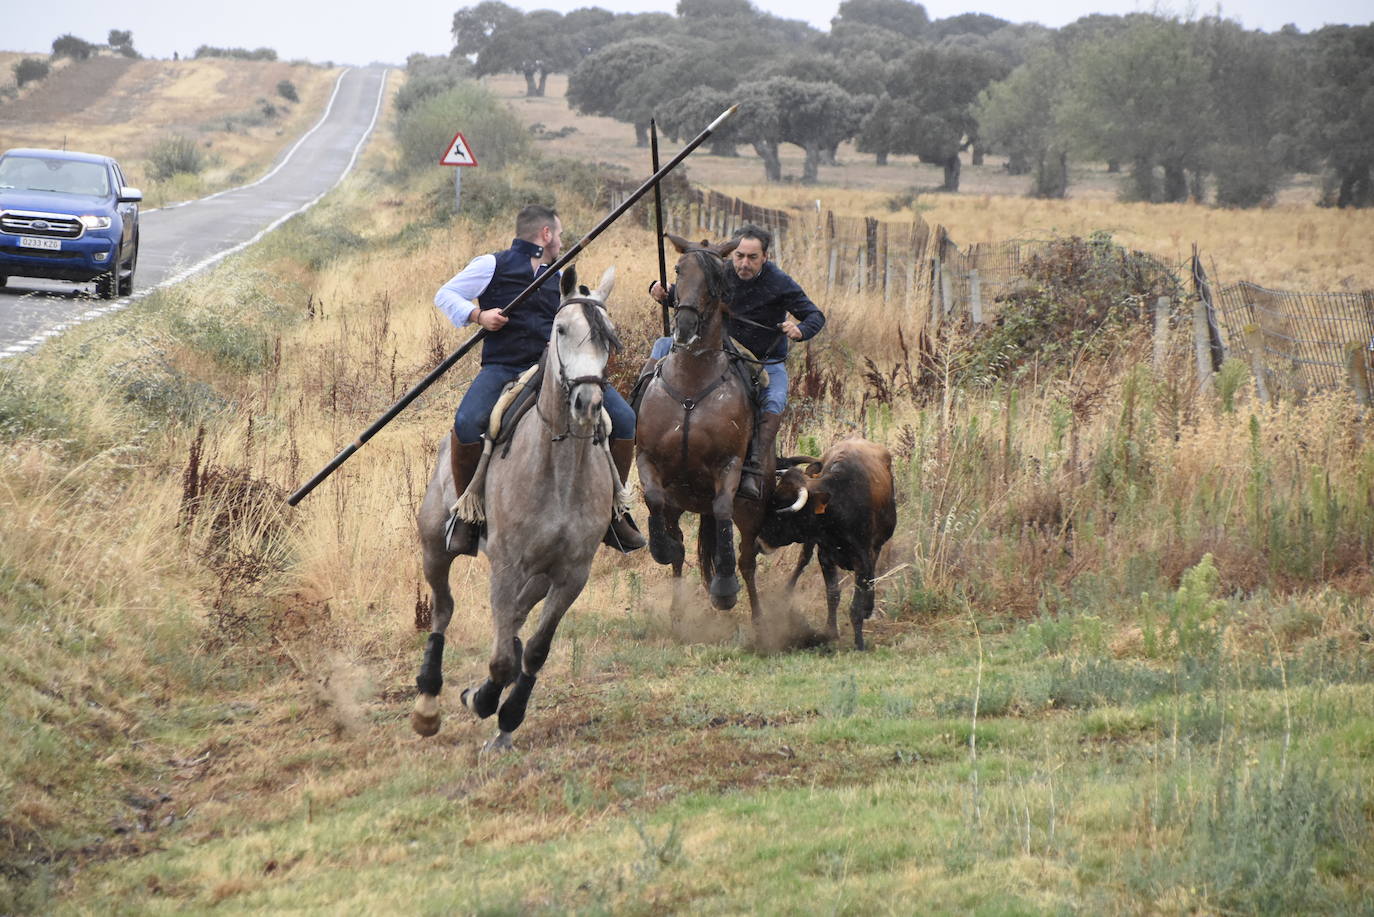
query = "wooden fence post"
xmin=940 ymin=260 xmax=954 ymax=318
xmin=826 ymin=211 xmax=836 ymax=292
xmin=1243 ymin=324 xmax=1273 ymax=405
xmin=1152 ymin=296 xmax=1170 ymax=373
xmin=1345 ymin=341 xmax=1372 ymax=406
xmin=929 ymin=259 xmax=943 ymax=335
xmin=865 ymin=217 xmax=879 ymax=292
xmin=1192 ymin=300 xmax=1215 ymax=394
xmin=905 ymin=261 xmax=916 ymax=323
xmin=858 ymin=235 xmax=868 ymax=293
xmin=969 ymin=269 xmax=983 ymax=325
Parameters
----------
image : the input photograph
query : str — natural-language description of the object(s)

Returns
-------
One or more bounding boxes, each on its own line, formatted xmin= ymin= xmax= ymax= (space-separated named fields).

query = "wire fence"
xmin=1210 ymin=282 xmax=1374 ymax=393
xmin=603 ymin=177 xmax=1374 ymax=398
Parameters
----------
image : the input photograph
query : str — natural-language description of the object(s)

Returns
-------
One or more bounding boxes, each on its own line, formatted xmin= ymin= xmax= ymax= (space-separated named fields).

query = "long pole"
xmin=650 ymin=118 xmax=670 ymax=337
xmin=287 ymin=104 xmax=740 ymax=506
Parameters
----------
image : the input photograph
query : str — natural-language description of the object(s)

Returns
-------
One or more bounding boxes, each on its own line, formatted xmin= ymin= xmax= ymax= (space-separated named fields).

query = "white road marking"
xmin=2 ymin=68 xmax=388 ymax=360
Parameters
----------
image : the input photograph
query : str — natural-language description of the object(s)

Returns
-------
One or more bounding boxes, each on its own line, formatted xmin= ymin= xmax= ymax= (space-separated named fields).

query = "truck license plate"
xmin=19 ymin=236 xmax=62 ymax=251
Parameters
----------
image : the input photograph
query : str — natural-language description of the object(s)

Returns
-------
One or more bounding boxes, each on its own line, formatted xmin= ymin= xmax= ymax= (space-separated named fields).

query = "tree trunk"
xmin=752 ymin=141 xmax=781 ymax=182
xmin=1162 ymin=162 xmax=1188 ymax=203
xmin=634 ymin=121 xmax=648 ymax=148
xmin=1188 ymin=169 xmax=1206 ymax=203
xmin=523 ymin=69 xmax=538 ymax=97
xmin=875 ymin=150 xmax=888 ymax=166
xmin=708 ymin=138 xmax=738 ymax=157
xmin=1006 ymin=150 xmax=1029 ymax=175
xmin=971 ymin=144 xmax=985 ymax=166
xmin=1032 ymin=151 xmax=1068 ymax=199
xmin=802 ymin=144 xmax=821 ymax=184
xmin=1130 ymin=156 xmax=1156 ymax=202
xmin=823 ymin=144 xmax=838 ymax=166
xmin=941 ymin=153 xmax=960 ymax=192
xmin=536 ymin=70 xmax=548 ymax=97
xmin=1337 ymin=162 xmax=1373 ymax=208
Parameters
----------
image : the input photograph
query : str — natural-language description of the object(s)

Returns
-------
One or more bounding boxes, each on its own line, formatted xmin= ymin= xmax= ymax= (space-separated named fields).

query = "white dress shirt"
xmin=434 ymin=253 xmax=497 ymax=327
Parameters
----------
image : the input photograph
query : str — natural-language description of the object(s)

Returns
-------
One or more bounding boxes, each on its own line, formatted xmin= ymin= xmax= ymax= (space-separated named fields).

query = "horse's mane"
xmin=688 ymin=249 xmax=736 ymax=309
xmin=567 ymin=299 xmax=622 ymax=355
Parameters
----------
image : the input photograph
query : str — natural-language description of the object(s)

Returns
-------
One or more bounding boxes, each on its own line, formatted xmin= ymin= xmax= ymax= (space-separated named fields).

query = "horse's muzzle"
xmin=570 ymin=381 xmax=604 ymax=426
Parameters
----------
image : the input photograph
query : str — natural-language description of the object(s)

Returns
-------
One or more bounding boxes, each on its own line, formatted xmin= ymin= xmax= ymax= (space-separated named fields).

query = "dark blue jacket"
xmin=478 ymin=238 xmax=561 ymax=367
xmin=727 ymin=261 xmax=825 ymax=363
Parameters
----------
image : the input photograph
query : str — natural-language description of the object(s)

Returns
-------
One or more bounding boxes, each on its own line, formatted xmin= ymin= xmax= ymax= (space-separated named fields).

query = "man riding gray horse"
xmin=435 ymin=204 xmax=644 ymax=554
xmin=646 ymin=223 xmax=825 ymax=500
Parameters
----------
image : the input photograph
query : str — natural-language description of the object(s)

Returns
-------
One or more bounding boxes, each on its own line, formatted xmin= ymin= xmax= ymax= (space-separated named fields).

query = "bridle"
xmin=668 ymin=250 xmax=729 ymax=348
xmin=540 ymin=296 xmax=612 ymax=443
xmin=669 ymin=249 xmax=785 ymax=364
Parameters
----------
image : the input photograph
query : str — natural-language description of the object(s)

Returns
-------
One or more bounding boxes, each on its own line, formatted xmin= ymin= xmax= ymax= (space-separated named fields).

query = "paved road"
xmin=0 ymin=65 xmax=389 ymax=358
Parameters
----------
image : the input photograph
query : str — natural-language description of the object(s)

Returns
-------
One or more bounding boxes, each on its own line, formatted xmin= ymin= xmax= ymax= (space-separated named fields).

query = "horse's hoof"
xmin=480 ymin=731 xmax=514 ymax=754
xmin=412 ymin=694 xmax=441 ymax=737
xmin=649 ymin=537 xmax=679 ymax=567
xmin=709 ymin=576 xmax=739 ymax=610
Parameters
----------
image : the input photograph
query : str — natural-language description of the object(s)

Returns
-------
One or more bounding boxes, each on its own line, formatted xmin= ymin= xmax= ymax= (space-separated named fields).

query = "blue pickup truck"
xmin=0 ymin=148 xmax=142 ymax=299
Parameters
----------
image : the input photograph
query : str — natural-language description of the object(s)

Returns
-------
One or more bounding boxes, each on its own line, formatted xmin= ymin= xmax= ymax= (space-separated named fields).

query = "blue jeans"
xmin=455 ymin=362 xmax=635 ymax=444
xmin=649 ymin=336 xmax=789 ymax=414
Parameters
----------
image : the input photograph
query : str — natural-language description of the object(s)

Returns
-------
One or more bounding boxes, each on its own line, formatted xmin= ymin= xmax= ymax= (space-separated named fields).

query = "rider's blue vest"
xmin=477 ymin=238 xmax=562 ymax=368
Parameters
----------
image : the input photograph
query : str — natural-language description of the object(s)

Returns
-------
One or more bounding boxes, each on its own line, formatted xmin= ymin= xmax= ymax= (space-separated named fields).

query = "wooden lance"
xmin=287 ymin=104 xmax=741 ymax=506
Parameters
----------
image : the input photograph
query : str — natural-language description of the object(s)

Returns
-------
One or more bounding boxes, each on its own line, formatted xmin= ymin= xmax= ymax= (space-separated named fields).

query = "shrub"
xmin=12 ymin=58 xmax=50 ymax=87
xmin=396 ymin=82 xmax=529 ymax=176
xmin=962 ymin=233 xmax=1181 ymax=382
xmin=51 ymin=34 xmax=97 ymax=61
xmin=146 ymin=135 xmax=205 ymax=182
xmin=193 ymin=46 xmax=277 ymax=61
xmin=431 ymin=169 xmax=551 ymax=227
xmin=276 ymin=79 xmax=298 ymax=103
xmin=395 ymin=54 xmax=471 ymax=114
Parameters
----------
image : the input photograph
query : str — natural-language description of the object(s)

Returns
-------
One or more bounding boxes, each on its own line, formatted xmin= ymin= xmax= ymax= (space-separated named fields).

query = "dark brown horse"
xmin=635 ymin=235 xmax=771 ymax=620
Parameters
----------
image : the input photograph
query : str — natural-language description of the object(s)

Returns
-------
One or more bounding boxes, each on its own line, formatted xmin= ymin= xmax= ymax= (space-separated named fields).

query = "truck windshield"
xmin=0 ymin=157 xmax=110 ymax=197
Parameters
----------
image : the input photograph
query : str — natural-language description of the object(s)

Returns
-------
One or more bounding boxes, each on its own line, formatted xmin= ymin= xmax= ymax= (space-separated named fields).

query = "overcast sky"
xmin=9 ymin=0 xmax=1369 ymax=66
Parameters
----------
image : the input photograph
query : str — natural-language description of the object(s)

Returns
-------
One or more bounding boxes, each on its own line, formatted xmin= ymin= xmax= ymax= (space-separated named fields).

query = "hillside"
xmin=0 ymin=54 xmax=340 ymax=205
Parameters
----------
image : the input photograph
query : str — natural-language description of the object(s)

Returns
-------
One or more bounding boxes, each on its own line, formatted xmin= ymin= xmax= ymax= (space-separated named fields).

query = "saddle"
xmin=723 ymin=336 xmax=769 ymax=408
xmin=487 ymin=359 xmax=545 ymax=448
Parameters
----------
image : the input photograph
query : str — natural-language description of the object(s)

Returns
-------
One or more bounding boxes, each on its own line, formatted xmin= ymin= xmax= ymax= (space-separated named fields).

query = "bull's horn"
xmin=783 ymin=487 xmax=808 ymax=513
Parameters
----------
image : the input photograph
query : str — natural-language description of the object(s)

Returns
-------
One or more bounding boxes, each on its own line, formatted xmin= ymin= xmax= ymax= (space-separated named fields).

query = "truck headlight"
xmin=79 ymin=215 xmax=113 ymax=230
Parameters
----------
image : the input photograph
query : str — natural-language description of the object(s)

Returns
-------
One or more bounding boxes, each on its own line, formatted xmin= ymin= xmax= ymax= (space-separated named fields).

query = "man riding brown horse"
xmin=646 ymin=223 xmax=825 ymax=501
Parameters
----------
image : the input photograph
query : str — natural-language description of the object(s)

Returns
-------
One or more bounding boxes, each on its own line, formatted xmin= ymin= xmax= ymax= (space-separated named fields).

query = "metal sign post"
xmin=440 ymin=131 xmax=479 ymax=213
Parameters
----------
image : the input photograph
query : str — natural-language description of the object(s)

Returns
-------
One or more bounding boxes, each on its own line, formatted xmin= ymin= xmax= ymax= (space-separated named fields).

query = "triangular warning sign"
xmin=440 ymin=132 xmax=478 ymax=166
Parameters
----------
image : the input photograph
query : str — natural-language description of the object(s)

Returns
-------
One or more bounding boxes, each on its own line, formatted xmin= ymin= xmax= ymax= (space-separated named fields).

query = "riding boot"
xmin=445 ymin=434 xmax=485 ymax=556
xmin=738 ymin=411 xmax=783 ymax=501
xmin=629 ymin=356 xmax=660 ymax=416
xmin=602 ymin=438 xmax=647 ymax=553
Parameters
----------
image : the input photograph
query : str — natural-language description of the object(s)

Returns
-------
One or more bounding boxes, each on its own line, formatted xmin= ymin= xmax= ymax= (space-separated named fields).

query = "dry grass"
xmin=0 ymin=56 xmax=341 ymax=203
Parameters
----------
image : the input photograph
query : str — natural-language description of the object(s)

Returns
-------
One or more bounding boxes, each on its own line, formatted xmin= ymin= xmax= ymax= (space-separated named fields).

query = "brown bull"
xmin=757 ymin=438 xmax=897 ymax=650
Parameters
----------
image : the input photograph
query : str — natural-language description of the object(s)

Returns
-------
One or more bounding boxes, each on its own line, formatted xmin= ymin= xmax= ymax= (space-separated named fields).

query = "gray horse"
xmin=412 ymin=265 xmax=623 ymax=751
